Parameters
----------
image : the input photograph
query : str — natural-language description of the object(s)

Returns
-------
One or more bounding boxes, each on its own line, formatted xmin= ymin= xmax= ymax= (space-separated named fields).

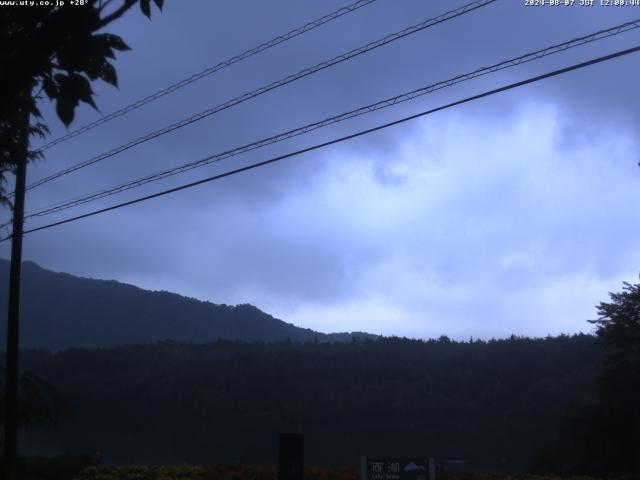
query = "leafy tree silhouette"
xmin=531 ymin=278 xmax=640 ymax=477
xmin=0 ymin=0 xmax=164 ymax=204
xmin=587 ymin=278 xmax=640 ymax=476
xmin=1 ymin=2 xmax=163 ymax=476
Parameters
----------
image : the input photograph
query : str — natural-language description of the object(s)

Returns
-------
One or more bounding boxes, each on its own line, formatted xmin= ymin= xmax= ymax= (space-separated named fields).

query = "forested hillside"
xmin=0 ymin=260 xmax=377 ymax=349
xmin=17 ymin=335 xmax=600 ymax=472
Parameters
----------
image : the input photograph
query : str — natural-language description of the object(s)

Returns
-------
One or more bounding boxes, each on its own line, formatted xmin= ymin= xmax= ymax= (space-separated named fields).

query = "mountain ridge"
xmin=0 ymin=258 xmax=379 ymax=350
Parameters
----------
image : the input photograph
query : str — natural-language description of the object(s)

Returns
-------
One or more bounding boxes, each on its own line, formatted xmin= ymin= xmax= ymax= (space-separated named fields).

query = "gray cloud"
xmin=3 ymin=0 xmax=640 ymax=339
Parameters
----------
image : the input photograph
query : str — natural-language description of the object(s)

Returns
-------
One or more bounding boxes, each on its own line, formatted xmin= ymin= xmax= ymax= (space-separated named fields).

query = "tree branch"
xmin=99 ymin=0 xmax=117 ymax=14
xmin=96 ymin=0 xmax=137 ymax=30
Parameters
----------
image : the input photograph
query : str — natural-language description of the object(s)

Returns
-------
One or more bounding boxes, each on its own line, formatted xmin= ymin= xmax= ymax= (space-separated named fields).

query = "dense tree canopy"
xmin=591 ymin=279 xmax=640 ymax=380
xmin=15 ymin=335 xmax=600 ymax=471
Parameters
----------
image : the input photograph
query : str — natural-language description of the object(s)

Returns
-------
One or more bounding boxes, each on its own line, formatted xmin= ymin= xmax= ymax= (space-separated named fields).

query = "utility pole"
xmin=3 ymin=98 xmax=29 ymax=480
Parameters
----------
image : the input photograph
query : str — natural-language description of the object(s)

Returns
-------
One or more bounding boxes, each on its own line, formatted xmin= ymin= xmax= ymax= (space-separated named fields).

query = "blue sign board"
xmin=360 ymin=457 xmax=435 ymax=480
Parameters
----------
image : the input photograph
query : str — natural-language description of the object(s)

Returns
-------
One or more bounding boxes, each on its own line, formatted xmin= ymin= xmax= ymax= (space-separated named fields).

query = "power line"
xmin=32 ymin=0 xmax=380 ymax=154
xmin=21 ymin=18 xmax=640 ymax=221
xmin=3 ymin=43 xmax=637 ymax=242
xmin=21 ymin=0 xmax=497 ymax=194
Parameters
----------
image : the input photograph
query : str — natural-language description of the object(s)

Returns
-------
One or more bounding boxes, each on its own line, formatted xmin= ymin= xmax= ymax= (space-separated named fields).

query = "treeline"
xmin=15 ymin=334 xmax=600 ymax=472
xmin=0 ymin=260 xmax=378 ymax=349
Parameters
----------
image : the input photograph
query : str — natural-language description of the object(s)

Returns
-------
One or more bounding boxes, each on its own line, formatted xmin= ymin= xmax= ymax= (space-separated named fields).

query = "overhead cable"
xmin=3 ymin=43 xmax=637 ymax=242
xmin=22 ymin=18 xmax=640 ymax=220
xmin=33 ymin=0 xmax=380 ymax=153
xmin=22 ymin=0 xmax=497 ymax=193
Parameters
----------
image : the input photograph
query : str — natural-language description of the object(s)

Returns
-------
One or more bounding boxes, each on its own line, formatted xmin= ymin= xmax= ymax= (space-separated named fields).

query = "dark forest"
xmin=14 ymin=334 xmax=600 ymax=472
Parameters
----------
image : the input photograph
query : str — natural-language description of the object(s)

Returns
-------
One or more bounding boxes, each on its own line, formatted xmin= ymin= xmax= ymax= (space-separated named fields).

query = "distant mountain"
xmin=0 ymin=259 xmax=378 ymax=350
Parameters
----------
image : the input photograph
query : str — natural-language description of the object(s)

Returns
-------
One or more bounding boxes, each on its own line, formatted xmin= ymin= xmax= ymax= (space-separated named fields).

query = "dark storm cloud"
xmin=3 ymin=0 xmax=640 ymax=338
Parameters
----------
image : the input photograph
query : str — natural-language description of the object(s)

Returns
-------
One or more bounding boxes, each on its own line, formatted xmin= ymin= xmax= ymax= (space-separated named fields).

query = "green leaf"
xmin=82 ymin=57 xmax=107 ymax=81
xmin=99 ymin=62 xmax=118 ymax=87
xmin=153 ymin=0 xmax=164 ymax=10
xmin=42 ymin=76 xmax=58 ymax=100
xmin=96 ymin=33 xmax=131 ymax=52
xmin=55 ymin=98 xmax=75 ymax=127
xmin=140 ymin=0 xmax=151 ymax=18
xmin=29 ymin=101 xmax=43 ymax=119
xmin=57 ymin=32 xmax=116 ymax=74
xmin=54 ymin=73 xmax=84 ymax=126
xmin=68 ymin=73 xmax=97 ymax=110
xmin=29 ymin=121 xmax=50 ymax=140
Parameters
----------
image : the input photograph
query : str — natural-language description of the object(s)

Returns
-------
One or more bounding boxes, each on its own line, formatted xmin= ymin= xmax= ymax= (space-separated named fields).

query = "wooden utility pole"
xmin=3 ymin=99 xmax=29 ymax=480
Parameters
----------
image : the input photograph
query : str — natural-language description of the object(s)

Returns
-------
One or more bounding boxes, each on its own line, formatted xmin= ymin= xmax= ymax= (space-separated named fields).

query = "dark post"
xmin=360 ymin=456 xmax=367 ymax=480
xmin=3 ymin=99 xmax=29 ymax=480
xmin=278 ymin=433 xmax=304 ymax=480
xmin=428 ymin=458 xmax=435 ymax=480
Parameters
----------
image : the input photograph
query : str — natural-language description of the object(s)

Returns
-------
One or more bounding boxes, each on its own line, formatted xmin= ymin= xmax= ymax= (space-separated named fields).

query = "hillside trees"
xmin=16 ymin=335 xmax=600 ymax=469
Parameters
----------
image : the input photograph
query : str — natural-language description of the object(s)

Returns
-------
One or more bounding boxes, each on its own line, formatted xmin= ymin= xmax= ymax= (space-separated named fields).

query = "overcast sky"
xmin=2 ymin=0 xmax=640 ymax=339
